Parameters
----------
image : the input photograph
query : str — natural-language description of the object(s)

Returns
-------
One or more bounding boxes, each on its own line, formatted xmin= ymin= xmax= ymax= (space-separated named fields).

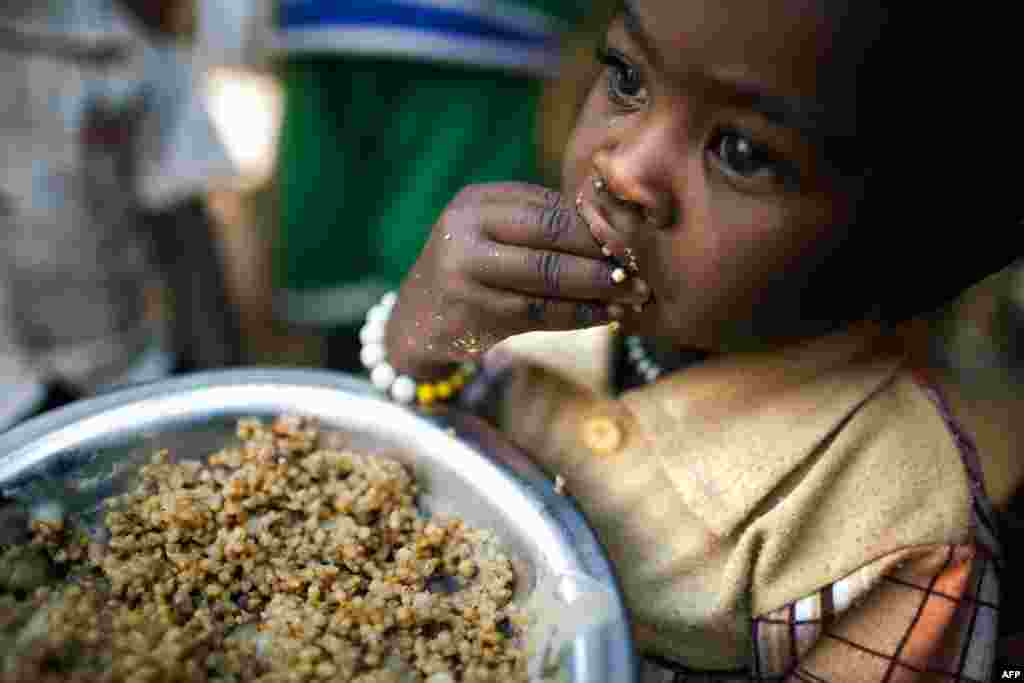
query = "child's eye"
xmin=707 ymin=129 xmax=800 ymax=192
xmin=596 ymin=46 xmax=649 ymax=109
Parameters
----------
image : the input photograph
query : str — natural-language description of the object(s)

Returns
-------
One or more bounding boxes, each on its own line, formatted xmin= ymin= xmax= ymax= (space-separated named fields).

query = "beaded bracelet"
xmin=359 ymin=292 xmax=477 ymax=406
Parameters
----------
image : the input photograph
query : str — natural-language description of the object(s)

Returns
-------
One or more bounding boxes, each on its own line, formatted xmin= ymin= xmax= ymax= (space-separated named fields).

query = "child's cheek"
xmin=560 ymin=127 xmax=590 ymax=197
xmin=560 ymin=92 xmax=609 ymax=196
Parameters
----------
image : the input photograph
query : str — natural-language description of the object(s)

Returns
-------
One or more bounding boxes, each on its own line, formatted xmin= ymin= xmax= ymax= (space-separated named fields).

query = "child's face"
xmin=566 ymin=0 xmax=871 ymax=351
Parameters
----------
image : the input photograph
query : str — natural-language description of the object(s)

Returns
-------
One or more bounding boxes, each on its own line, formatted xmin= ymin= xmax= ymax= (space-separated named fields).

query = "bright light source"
xmin=205 ymin=66 xmax=282 ymax=190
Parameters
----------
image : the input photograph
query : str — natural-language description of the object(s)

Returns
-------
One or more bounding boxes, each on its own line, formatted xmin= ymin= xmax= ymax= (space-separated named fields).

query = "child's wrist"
xmin=361 ymin=292 xmax=476 ymax=406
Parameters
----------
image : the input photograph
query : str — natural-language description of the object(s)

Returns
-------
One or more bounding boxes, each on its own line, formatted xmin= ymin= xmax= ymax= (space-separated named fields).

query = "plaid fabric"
xmin=640 ymin=373 xmax=1003 ymax=683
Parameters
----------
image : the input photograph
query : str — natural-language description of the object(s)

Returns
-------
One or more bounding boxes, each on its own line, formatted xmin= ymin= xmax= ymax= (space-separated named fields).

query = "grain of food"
xmin=0 ymin=416 xmax=528 ymax=682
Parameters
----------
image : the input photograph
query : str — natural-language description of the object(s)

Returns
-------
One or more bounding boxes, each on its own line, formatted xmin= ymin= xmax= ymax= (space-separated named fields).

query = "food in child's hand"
xmin=623 ymin=248 xmax=640 ymax=275
xmin=0 ymin=416 xmax=527 ymax=682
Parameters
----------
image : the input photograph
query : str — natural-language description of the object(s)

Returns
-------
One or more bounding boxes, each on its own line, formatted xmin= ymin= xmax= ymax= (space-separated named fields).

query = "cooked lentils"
xmin=0 ymin=416 xmax=528 ymax=682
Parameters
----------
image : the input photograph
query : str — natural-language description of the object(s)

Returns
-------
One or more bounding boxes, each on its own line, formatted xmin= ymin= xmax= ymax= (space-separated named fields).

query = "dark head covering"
xmin=818 ymin=2 xmax=1022 ymax=323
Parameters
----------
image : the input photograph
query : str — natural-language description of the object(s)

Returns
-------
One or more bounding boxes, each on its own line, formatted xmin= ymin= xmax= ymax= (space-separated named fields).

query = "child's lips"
xmin=577 ymin=197 xmax=644 ymax=282
xmin=576 ymin=193 xmax=655 ymax=317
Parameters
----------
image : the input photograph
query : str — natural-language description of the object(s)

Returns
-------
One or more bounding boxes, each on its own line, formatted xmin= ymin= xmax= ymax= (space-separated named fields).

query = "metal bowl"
xmin=0 ymin=368 xmax=637 ymax=682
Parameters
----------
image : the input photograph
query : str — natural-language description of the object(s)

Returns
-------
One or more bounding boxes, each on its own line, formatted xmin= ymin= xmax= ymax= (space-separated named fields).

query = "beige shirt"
xmin=491 ymin=322 xmax=995 ymax=673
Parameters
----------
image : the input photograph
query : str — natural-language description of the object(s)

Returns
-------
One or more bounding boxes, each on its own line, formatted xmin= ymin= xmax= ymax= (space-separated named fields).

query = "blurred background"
xmin=1 ymin=0 xmax=1022 ymax=453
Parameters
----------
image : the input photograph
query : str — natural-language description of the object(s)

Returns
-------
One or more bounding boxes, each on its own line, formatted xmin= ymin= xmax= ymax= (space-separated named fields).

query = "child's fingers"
xmin=473 ymin=287 xmax=615 ymax=332
xmin=468 ymin=243 xmax=649 ymax=306
xmin=471 ymin=192 xmax=605 ymax=260
xmin=453 ymin=181 xmax=565 ymax=209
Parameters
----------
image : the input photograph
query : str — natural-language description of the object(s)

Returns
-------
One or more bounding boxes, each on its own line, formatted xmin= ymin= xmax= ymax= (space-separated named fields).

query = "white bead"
xmin=611 ymin=268 xmax=628 ymax=284
xmin=360 ymin=343 xmax=386 ymax=369
xmin=367 ymin=304 xmax=391 ymax=324
xmin=627 ymin=347 xmax=645 ymax=362
xmin=360 ymin=319 xmax=386 ymax=345
xmin=390 ymin=376 xmax=417 ymax=404
xmin=645 ymin=369 xmax=661 ymax=382
xmin=636 ymin=359 xmax=653 ymax=374
xmin=371 ymin=363 xmax=396 ymax=391
xmin=381 ymin=292 xmax=398 ymax=308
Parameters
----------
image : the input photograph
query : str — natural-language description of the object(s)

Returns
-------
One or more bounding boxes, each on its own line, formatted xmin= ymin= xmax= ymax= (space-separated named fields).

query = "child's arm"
xmin=749 ymin=543 xmax=997 ymax=682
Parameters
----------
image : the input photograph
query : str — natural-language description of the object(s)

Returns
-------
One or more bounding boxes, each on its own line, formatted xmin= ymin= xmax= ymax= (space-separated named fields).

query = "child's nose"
xmin=593 ymin=121 xmax=681 ymax=231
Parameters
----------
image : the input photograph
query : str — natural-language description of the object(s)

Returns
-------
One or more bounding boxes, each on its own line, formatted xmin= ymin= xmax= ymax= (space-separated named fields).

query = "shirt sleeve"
xmin=750 ymin=543 xmax=1000 ymax=683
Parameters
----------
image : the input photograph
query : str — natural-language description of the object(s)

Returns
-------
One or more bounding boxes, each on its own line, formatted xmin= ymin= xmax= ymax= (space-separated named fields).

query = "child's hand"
xmin=386 ymin=183 xmax=649 ymax=379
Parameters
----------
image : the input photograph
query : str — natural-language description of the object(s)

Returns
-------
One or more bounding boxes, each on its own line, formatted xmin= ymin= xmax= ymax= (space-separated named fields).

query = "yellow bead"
xmin=436 ymin=381 xmax=453 ymax=400
xmin=449 ymin=372 xmax=465 ymax=390
xmin=417 ymin=384 xmax=437 ymax=406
